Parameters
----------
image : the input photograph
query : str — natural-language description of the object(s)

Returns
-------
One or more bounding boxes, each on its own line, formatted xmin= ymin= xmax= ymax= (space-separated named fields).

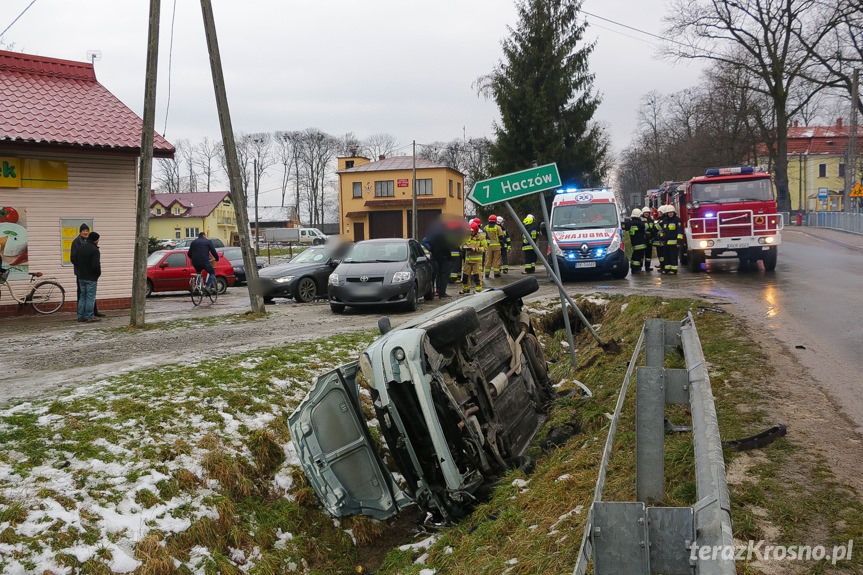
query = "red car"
xmin=146 ymin=249 xmax=236 ymax=296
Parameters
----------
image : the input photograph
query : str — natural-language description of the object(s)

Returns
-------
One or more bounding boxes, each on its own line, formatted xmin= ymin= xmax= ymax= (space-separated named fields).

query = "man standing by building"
xmin=521 ymin=214 xmax=538 ymax=274
xmin=76 ymin=232 xmax=101 ymax=322
xmin=484 ymin=215 xmax=503 ymax=279
xmin=70 ymin=223 xmax=104 ymax=318
xmin=188 ymin=232 xmax=220 ymax=292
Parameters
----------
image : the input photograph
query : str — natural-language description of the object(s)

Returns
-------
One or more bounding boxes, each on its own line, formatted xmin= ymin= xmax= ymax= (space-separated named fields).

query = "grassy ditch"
xmin=0 ymin=295 xmax=860 ymax=574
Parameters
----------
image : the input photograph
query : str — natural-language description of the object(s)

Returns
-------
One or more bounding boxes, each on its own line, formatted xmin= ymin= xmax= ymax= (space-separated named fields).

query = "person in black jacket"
xmin=425 ymin=219 xmax=454 ymax=298
xmin=623 ymin=209 xmax=648 ymax=273
xmin=660 ymin=206 xmax=683 ymax=275
xmin=70 ymin=223 xmax=104 ymax=317
xmin=76 ymin=232 xmax=102 ymax=322
xmin=188 ymin=232 xmax=220 ymax=292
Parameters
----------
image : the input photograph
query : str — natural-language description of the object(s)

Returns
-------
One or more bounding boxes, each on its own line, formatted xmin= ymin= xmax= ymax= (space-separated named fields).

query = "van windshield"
xmin=691 ymin=177 xmax=774 ymax=204
xmin=552 ymin=203 xmax=619 ymax=230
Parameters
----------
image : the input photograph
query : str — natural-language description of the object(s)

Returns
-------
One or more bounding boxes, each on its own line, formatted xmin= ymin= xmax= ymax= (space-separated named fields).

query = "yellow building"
xmin=775 ymin=119 xmax=862 ymax=212
xmin=149 ymin=192 xmax=239 ymax=245
xmin=337 ymin=156 xmax=465 ymax=241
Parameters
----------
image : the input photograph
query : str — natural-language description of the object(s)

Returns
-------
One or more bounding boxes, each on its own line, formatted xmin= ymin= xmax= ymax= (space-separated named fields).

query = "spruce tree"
xmin=481 ymin=0 xmax=606 ymax=215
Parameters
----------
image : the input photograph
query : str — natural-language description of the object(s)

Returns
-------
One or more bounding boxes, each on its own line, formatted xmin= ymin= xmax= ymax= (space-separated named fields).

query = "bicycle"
xmin=0 ymin=267 xmax=66 ymax=314
xmin=189 ymin=271 xmax=218 ymax=306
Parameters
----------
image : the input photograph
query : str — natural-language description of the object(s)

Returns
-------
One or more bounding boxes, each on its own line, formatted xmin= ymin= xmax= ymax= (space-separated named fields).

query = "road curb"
xmin=786 ymin=228 xmax=863 ymax=254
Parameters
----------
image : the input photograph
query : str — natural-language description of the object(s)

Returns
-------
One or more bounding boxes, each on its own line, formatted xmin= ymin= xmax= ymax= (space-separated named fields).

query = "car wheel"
xmin=330 ymin=302 xmax=345 ymax=314
xmin=295 ymin=277 xmax=317 ymax=303
xmin=404 ymin=282 xmax=418 ymax=312
xmin=424 ymin=278 xmax=436 ymax=301
xmin=145 ymin=279 xmax=153 ymax=297
xmin=263 ymin=296 xmax=274 ymax=304
xmin=425 ymin=307 xmax=480 ymax=348
xmin=215 ymin=277 xmax=228 ymax=294
xmin=501 ymin=276 xmax=539 ymax=299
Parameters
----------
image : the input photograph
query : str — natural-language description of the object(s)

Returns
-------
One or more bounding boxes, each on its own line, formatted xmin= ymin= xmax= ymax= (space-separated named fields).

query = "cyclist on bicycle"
xmin=188 ymin=232 xmax=220 ymax=292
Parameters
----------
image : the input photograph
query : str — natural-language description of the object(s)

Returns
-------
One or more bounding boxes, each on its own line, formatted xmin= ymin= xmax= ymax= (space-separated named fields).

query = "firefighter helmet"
xmin=470 ymin=222 xmax=480 ymax=232
xmin=523 ymin=214 xmax=535 ymax=225
xmin=630 ymin=208 xmax=642 ymax=218
xmin=497 ymin=216 xmax=504 ymax=224
xmin=489 ymin=215 xmax=497 ymax=223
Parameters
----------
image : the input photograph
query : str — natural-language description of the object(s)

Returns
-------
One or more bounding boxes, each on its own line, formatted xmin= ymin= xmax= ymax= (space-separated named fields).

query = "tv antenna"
xmin=86 ymin=50 xmax=102 ymax=65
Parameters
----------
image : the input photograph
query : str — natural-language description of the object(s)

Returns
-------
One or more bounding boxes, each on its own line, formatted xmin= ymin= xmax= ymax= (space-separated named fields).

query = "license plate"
xmin=726 ymin=242 xmax=746 ymax=249
xmin=576 ymin=261 xmax=596 ymax=268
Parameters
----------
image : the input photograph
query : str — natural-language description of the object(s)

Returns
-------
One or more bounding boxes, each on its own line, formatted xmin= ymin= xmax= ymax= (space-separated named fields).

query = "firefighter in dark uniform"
xmin=654 ymin=205 xmax=667 ymax=271
xmin=623 ymin=208 xmax=648 ymax=273
xmin=521 ymin=214 xmax=538 ymax=274
xmin=660 ymin=205 xmax=683 ymax=275
xmin=498 ymin=216 xmax=510 ymax=273
xmin=642 ymin=205 xmax=656 ymax=271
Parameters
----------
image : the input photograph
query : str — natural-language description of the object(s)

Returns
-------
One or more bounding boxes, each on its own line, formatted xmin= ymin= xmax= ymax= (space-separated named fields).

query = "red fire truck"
xmin=673 ymin=166 xmax=782 ymax=272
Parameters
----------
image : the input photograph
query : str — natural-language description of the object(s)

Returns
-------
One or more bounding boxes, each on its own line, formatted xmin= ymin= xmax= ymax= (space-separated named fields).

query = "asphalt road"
xmin=3 ymin=228 xmax=862 ymax=436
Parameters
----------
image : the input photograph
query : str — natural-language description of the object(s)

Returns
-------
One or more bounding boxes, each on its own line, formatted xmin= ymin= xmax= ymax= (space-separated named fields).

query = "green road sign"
xmin=468 ymin=163 xmax=562 ymax=206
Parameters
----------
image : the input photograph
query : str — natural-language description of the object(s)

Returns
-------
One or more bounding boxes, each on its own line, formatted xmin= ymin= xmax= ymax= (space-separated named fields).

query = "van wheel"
xmin=313 ymin=238 xmax=324 ymax=245
xmin=611 ymin=265 xmax=629 ymax=279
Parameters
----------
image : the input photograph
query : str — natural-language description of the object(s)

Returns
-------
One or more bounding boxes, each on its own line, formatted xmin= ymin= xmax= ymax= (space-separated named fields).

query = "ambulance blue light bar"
xmin=556 ymin=187 xmax=579 ymax=194
xmin=705 ymin=166 xmax=755 ymax=177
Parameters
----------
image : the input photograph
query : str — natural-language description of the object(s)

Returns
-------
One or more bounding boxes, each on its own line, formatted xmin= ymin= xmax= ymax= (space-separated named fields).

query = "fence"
xmin=804 ymin=211 xmax=863 ymax=235
xmin=572 ymin=315 xmax=735 ymax=575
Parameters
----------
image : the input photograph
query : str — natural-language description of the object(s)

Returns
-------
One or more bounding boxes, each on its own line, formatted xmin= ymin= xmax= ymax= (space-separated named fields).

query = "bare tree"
xmin=194 ymin=137 xmax=222 ymax=192
xmin=274 ymin=131 xmax=303 ymax=209
xmin=155 ymin=139 xmax=185 ymax=193
xmin=364 ymin=133 xmax=399 ymax=159
xmin=663 ymin=0 xmax=847 ymax=211
xmin=248 ymin=132 xmax=273 ymax=206
xmin=297 ymin=128 xmax=339 ymax=226
xmin=177 ymin=138 xmax=197 ymax=193
xmin=220 ymin=132 xmax=253 ymax=201
xmin=336 ymin=132 xmax=364 ymax=157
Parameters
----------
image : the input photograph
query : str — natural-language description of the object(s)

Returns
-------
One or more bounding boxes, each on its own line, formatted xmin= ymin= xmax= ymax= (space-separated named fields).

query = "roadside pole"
xmin=469 ymin=164 xmax=604 ymax=370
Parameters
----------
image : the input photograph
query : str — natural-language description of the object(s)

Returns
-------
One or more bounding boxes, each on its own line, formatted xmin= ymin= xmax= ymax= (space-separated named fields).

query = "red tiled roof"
xmin=757 ymin=121 xmax=863 ymax=156
xmin=339 ymin=156 xmax=462 ymax=174
xmin=150 ymin=192 xmax=230 ymax=218
xmin=0 ymin=50 xmax=174 ymax=157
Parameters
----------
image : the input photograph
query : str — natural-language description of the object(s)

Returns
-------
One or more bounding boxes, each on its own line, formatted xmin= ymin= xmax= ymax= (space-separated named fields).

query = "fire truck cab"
xmin=681 ymin=166 xmax=782 ymax=272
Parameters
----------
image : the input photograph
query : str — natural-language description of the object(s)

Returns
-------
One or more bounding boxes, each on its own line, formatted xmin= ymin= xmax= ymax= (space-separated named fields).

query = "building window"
xmin=375 ymin=180 xmax=394 ymax=197
xmin=839 ymin=163 xmax=845 ymax=178
xmin=155 ymin=207 xmax=162 ymax=215
xmin=818 ymin=163 xmax=827 ymax=178
xmin=457 ymin=182 xmax=462 ymax=199
xmin=416 ymin=179 xmax=433 ymax=196
xmin=353 ymin=182 xmax=362 ymax=198
xmin=449 ymin=180 xmax=453 ymax=197
xmin=185 ymin=227 xmax=199 ymax=238
xmin=174 ymin=206 xmax=181 ymax=215
xmin=345 ymin=160 xmax=355 ymax=169
xmin=174 ymin=228 xmax=181 ymax=239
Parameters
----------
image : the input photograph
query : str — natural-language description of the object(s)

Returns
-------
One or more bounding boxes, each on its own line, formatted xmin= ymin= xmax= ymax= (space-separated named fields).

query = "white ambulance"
xmin=547 ymin=188 xmax=629 ymax=279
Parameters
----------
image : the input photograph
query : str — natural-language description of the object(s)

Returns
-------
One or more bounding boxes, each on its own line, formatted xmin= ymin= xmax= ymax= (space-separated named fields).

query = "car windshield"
xmin=147 ymin=251 xmax=168 ymax=266
xmin=291 ymin=247 xmax=329 ymax=264
xmin=345 ymin=241 xmax=408 ymax=263
xmin=552 ymin=203 xmax=619 ymax=230
xmin=691 ymin=177 xmax=774 ymax=204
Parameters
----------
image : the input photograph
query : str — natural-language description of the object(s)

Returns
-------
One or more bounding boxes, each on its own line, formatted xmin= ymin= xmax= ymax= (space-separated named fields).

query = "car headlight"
xmin=608 ymin=232 xmax=621 ymax=253
xmin=551 ymin=242 xmax=564 ymax=256
xmin=275 ymin=276 xmax=294 ymax=284
xmin=392 ymin=271 xmax=412 ymax=284
xmin=328 ymin=273 xmax=340 ymax=286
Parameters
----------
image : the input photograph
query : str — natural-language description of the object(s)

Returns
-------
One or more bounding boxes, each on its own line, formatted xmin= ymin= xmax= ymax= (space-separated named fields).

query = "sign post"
xmin=470 ymin=164 xmax=604 ymax=378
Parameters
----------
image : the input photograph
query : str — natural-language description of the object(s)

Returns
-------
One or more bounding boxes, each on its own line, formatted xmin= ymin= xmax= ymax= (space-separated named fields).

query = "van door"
xmin=288 ymin=362 xmax=410 ymax=520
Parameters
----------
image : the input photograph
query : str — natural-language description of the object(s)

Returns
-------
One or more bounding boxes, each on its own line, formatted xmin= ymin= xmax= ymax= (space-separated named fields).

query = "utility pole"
xmin=254 ymin=158 xmax=260 ymax=255
xmin=200 ymin=0 xmax=264 ymax=313
xmin=131 ymin=0 xmax=160 ymax=328
xmin=412 ymin=140 xmax=418 ymax=239
xmin=847 ymin=69 xmax=859 ymax=212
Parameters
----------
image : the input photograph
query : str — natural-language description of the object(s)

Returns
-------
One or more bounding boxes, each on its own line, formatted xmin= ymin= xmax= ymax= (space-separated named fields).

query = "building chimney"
xmin=379 ymin=155 xmax=386 ymax=161
xmin=349 ymin=146 xmax=358 ymax=156
xmin=793 ymin=120 xmax=798 ymax=127
xmin=837 ymin=118 xmax=843 ymax=127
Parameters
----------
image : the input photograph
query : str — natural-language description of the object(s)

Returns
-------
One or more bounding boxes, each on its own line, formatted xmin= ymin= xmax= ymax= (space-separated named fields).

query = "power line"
xmin=581 ymin=9 xmax=693 ymax=51
xmin=0 ymin=0 xmax=37 ymax=40
xmin=162 ymin=0 xmax=178 ymax=137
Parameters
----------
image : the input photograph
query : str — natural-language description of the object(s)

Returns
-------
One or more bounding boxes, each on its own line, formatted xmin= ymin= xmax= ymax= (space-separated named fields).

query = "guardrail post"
xmin=636 ymin=366 xmax=664 ymax=502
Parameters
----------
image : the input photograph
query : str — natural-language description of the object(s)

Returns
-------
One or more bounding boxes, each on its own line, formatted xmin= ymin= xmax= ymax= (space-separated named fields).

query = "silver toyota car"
xmin=288 ymin=277 xmax=553 ymax=523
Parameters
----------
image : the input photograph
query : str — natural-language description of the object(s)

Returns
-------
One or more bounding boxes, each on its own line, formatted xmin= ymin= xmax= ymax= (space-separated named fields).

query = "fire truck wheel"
xmin=762 ymin=247 xmax=777 ymax=271
xmin=687 ymin=251 xmax=703 ymax=273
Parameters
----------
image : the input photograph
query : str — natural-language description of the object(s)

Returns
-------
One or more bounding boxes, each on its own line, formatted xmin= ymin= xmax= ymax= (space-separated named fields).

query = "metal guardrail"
xmin=804 ymin=211 xmax=863 ymax=234
xmin=573 ymin=314 xmax=735 ymax=575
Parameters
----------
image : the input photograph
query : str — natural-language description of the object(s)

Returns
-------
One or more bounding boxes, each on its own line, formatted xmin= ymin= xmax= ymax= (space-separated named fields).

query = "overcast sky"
xmin=2 ymin=0 xmax=704 ymax=206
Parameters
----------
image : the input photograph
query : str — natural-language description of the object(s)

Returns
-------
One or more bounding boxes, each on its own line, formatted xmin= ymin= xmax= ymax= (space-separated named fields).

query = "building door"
xmin=369 ymin=211 xmax=404 ymax=239
xmin=353 ymin=222 xmax=365 ymax=242
xmin=407 ymin=209 xmax=442 ymax=240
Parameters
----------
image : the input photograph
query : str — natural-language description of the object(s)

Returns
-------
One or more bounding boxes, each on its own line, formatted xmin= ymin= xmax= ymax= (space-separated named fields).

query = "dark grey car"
xmin=327 ymin=238 xmax=435 ymax=314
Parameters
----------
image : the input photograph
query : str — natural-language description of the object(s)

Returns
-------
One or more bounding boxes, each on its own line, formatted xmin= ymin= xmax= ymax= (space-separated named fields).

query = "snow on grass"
xmin=0 ymin=329 xmax=376 ymax=574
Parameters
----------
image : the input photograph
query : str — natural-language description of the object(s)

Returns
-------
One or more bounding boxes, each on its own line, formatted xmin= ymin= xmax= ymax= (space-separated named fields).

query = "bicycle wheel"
xmin=190 ymin=278 xmax=203 ymax=306
xmin=207 ymin=282 xmax=218 ymax=304
xmin=30 ymin=281 xmax=65 ymax=314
